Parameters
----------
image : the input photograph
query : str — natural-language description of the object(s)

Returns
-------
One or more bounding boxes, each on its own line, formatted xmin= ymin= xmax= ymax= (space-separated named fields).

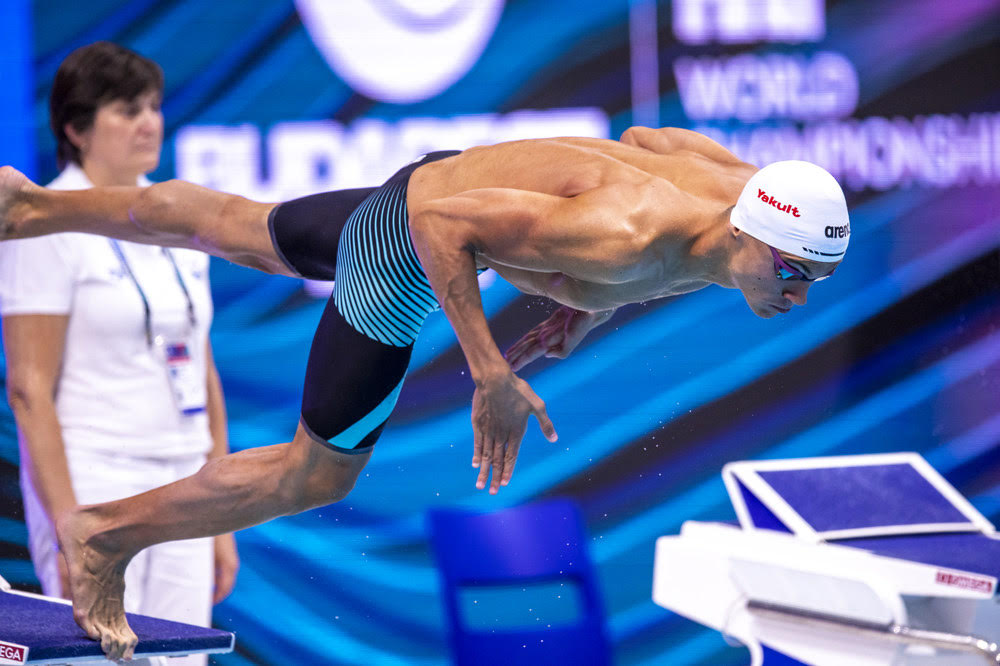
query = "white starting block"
xmin=653 ymin=453 xmax=1000 ymax=665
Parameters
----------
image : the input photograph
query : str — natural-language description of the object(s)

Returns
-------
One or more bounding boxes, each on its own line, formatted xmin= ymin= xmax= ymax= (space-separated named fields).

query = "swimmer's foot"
xmin=56 ymin=507 xmax=138 ymax=661
xmin=0 ymin=165 xmax=41 ymax=240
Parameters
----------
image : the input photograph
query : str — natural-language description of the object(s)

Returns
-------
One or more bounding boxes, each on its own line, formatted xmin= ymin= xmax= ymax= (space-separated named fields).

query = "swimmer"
xmin=0 ymin=127 xmax=849 ymax=660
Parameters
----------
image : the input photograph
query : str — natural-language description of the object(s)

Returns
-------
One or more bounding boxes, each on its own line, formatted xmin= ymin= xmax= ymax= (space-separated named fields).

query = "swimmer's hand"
xmin=505 ymin=306 xmax=615 ymax=372
xmin=471 ymin=369 xmax=557 ymax=494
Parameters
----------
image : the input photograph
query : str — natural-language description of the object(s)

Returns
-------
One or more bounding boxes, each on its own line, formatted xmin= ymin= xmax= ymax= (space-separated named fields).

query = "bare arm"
xmin=413 ymin=189 xmax=645 ymax=492
xmin=410 ymin=185 xmax=660 ymax=491
xmin=203 ymin=341 xmax=239 ymax=604
xmin=4 ymin=314 xmax=74 ymax=518
xmin=3 ymin=314 xmax=74 ymax=595
xmin=204 ymin=342 xmax=229 ymax=461
xmin=620 ymin=126 xmax=743 ymax=164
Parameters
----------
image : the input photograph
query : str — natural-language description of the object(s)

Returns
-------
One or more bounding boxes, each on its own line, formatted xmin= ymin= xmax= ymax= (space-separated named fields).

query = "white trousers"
xmin=22 ymin=448 xmax=214 ymax=666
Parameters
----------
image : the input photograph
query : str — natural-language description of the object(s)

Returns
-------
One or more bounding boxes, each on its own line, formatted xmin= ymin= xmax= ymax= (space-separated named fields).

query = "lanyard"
xmin=109 ymin=240 xmax=196 ymax=347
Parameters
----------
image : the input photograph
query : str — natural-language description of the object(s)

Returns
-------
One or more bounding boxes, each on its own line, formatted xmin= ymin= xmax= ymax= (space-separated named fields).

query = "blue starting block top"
xmin=759 ymin=462 xmax=970 ymax=532
xmin=0 ymin=584 xmax=233 ymax=664
xmin=723 ymin=453 xmax=995 ymax=541
xmin=721 ymin=452 xmax=1000 ymax=584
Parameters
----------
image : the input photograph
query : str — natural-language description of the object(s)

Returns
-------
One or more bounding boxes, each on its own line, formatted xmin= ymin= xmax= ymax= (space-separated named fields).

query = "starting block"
xmin=0 ymin=575 xmax=233 ymax=664
xmin=653 ymin=452 xmax=1000 ymax=665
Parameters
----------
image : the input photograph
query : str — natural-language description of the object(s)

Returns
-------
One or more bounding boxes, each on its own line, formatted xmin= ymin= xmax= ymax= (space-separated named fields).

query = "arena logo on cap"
xmin=295 ymin=0 xmax=504 ymax=104
xmin=756 ymin=188 xmax=800 ymax=217
xmin=825 ymin=223 xmax=849 ymax=238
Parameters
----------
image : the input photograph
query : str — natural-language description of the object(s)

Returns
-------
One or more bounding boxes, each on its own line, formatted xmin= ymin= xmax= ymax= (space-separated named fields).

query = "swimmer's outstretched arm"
xmin=505 ymin=306 xmax=616 ymax=371
xmin=410 ymin=197 xmax=555 ymax=494
xmin=0 ymin=165 xmax=291 ymax=275
xmin=410 ymin=185 xmax=646 ymax=492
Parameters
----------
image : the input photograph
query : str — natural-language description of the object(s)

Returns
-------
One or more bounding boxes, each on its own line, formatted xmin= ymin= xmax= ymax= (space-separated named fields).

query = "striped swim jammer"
xmin=267 ymin=150 xmax=461 ymax=453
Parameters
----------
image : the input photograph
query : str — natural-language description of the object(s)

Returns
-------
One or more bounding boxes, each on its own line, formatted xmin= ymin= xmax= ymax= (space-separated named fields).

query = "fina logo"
xmin=673 ymin=0 xmax=825 ymax=44
xmin=295 ymin=0 xmax=505 ymax=104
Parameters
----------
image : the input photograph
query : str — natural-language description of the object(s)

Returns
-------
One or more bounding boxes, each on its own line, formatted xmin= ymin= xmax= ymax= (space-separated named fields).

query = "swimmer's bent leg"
xmin=56 ymin=418 xmax=373 ymax=659
xmin=57 ymin=293 xmax=412 ymax=656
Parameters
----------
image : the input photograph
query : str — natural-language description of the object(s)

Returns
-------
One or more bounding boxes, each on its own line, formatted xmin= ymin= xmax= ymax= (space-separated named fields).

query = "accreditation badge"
xmin=156 ymin=336 xmax=207 ymax=416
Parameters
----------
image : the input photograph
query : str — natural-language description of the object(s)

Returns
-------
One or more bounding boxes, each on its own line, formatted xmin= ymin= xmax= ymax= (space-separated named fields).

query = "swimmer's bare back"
xmin=409 ymin=133 xmax=755 ymax=207
xmin=407 ymin=132 xmax=758 ymax=309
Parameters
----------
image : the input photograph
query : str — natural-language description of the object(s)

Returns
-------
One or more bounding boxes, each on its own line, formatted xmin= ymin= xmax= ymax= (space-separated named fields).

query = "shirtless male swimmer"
xmin=0 ymin=127 xmax=850 ymax=659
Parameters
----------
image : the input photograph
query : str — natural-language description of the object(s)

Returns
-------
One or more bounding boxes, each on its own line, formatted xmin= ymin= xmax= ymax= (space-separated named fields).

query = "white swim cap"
xmin=730 ymin=160 xmax=850 ymax=262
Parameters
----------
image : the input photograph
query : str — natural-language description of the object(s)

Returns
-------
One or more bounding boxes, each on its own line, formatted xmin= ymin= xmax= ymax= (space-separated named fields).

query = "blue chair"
xmin=428 ymin=499 xmax=612 ymax=666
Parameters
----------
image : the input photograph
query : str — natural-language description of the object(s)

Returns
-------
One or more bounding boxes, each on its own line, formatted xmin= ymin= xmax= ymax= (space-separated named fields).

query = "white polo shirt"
xmin=0 ymin=164 xmax=214 ymax=457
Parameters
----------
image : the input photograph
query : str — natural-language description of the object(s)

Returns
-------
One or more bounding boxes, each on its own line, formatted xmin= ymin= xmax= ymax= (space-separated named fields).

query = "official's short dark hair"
xmin=50 ymin=41 xmax=163 ymax=169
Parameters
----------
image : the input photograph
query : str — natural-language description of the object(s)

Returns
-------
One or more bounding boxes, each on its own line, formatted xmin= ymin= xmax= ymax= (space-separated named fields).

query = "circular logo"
xmin=295 ymin=0 xmax=505 ymax=104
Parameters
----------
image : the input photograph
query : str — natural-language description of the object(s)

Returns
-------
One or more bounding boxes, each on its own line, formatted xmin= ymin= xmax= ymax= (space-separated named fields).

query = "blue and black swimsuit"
xmin=267 ymin=150 xmax=460 ymax=454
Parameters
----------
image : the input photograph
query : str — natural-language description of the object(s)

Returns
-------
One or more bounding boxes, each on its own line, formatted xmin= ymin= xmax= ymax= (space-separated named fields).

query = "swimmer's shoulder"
xmin=619 ymin=126 xmax=747 ymax=165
